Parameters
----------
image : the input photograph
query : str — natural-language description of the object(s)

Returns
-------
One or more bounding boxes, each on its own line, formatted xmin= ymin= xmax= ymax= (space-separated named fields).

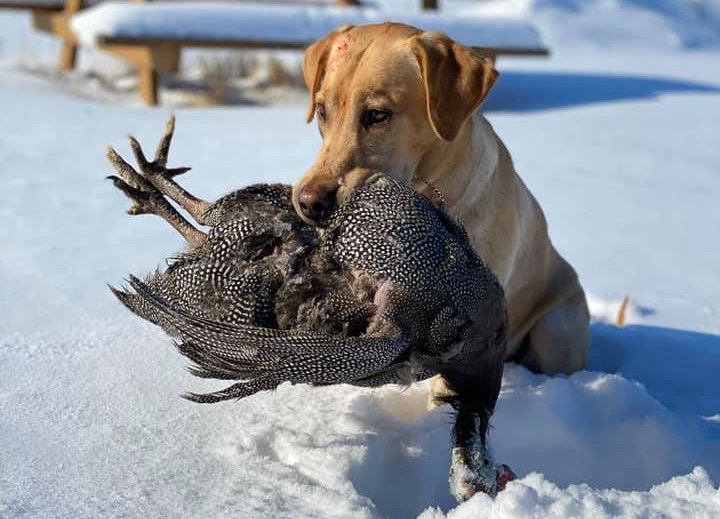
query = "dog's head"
xmin=293 ymin=23 xmax=498 ymax=223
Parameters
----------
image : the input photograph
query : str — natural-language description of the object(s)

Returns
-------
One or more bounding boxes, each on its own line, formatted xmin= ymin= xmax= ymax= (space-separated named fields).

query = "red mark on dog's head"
xmin=328 ymin=38 xmax=353 ymax=73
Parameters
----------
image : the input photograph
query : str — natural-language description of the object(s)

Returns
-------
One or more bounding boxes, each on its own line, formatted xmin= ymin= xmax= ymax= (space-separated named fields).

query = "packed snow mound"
xmin=419 ymin=467 xmax=720 ymax=519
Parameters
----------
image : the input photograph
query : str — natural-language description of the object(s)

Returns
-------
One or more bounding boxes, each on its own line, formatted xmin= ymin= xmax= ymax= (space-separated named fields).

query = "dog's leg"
xmin=441 ymin=347 xmax=515 ymax=501
xmin=426 ymin=374 xmax=453 ymax=411
xmin=107 ymin=148 xmax=206 ymax=247
xmin=128 ymin=116 xmax=211 ymax=225
xmin=520 ymin=288 xmax=590 ymax=375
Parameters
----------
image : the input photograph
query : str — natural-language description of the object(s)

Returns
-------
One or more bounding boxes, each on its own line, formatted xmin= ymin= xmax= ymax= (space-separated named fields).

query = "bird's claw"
xmin=106 ymin=175 xmax=162 ymax=215
xmin=128 ymin=116 xmax=191 ymax=181
xmin=449 ymin=442 xmax=516 ymax=501
xmin=496 ymin=463 xmax=517 ymax=492
xmin=107 ymin=115 xmax=187 ymax=216
xmin=106 ymin=117 xmax=207 ymax=246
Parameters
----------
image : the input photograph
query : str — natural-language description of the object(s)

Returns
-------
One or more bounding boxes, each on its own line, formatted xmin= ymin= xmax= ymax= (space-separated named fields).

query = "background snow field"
xmin=2 ymin=2 xmax=720 ymax=518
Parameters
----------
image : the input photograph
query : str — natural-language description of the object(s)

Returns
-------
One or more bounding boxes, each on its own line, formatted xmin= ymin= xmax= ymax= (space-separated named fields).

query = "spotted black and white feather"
xmin=112 ymin=177 xmax=506 ymax=405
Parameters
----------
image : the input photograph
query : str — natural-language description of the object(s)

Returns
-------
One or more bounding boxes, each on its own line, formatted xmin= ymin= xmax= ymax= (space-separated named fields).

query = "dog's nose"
xmin=297 ymin=183 xmax=337 ymax=222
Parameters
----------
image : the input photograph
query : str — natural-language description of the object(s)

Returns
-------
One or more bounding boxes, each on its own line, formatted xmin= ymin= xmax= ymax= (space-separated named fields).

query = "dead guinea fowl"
xmin=107 ymin=118 xmax=513 ymax=500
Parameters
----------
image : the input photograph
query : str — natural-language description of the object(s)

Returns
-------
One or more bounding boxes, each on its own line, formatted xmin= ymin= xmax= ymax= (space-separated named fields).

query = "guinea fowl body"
xmin=114 ymin=177 xmax=506 ymax=401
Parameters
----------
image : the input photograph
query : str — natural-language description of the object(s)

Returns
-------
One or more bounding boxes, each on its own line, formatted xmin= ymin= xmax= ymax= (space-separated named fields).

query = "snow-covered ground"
xmin=1 ymin=3 xmax=720 ymax=518
xmin=452 ymin=0 xmax=720 ymax=50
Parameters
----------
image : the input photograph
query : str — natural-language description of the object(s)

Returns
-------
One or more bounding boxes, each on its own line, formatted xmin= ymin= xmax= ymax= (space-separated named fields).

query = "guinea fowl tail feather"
xmin=114 ymin=276 xmax=410 ymax=402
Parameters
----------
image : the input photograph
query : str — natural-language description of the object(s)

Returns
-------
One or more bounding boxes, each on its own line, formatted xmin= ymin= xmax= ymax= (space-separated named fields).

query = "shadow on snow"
xmin=483 ymin=71 xmax=720 ymax=112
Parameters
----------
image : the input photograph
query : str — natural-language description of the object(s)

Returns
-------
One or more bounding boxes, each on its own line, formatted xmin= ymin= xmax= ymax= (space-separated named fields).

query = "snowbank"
xmin=70 ymin=2 xmax=545 ymax=50
xmin=420 ymin=467 xmax=720 ymax=519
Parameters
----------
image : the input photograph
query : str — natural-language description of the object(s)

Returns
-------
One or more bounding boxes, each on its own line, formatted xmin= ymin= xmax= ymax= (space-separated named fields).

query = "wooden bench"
xmin=69 ymin=2 xmax=549 ymax=105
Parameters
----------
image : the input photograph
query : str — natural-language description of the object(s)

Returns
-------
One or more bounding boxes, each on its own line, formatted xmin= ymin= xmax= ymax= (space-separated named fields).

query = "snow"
xmin=70 ymin=2 xmax=545 ymax=51
xmin=2 ymin=3 xmax=720 ymax=519
xmin=376 ymin=0 xmax=720 ymax=50
xmin=419 ymin=467 xmax=720 ymax=519
xmin=516 ymin=0 xmax=720 ymax=50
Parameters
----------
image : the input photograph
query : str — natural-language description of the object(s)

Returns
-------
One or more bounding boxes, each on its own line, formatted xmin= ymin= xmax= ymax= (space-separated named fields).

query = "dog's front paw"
xmin=449 ymin=444 xmax=516 ymax=501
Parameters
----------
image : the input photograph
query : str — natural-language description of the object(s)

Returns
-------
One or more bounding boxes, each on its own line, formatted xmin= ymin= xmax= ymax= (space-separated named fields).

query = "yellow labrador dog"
xmin=292 ymin=22 xmax=590 ymax=498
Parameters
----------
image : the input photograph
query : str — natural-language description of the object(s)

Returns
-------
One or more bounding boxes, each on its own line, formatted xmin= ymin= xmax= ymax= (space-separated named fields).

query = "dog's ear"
xmin=303 ymin=25 xmax=355 ymax=123
xmin=409 ymin=32 xmax=498 ymax=141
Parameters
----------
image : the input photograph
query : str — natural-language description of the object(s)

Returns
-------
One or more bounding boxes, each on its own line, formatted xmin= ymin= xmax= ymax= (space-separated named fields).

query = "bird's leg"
xmin=107 ymin=147 xmax=206 ymax=248
xmin=448 ymin=406 xmax=515 ymax=501
xmin=128 ymin=116 xmax=211 ymax=225
xmin=442 ymin=349 xmax=515 ymax=501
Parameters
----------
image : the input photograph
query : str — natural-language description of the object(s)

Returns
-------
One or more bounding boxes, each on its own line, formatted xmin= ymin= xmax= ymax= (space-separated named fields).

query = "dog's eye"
xmin=362 ymin=108 xmax=392 ymax=129
xmin=316 ymin=102 xmax=327 ymax=121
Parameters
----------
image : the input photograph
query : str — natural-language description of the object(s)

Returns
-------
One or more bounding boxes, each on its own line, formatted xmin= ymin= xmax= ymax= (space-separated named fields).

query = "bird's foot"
xmin=107 ymin=136 xmax=206 ymax=246
xmin=106 ymin=147 xmax=165 ymax=216
xmin=106 ymin=117 xmax=207 ymax=246
xmin=449 ymin=441 xmax=516 ymax=502
xmin=125 ymin=116 xmax=209 ymax=223
xmin=127 ymin=116 xmax=191 ymax=182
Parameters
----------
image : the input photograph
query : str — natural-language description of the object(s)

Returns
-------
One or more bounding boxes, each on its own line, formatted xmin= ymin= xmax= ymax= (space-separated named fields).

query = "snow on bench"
xmin=67 ymin=1 xmax=547 ymax=104
xmin=71 ymin=2 xmax=546 ymax=53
